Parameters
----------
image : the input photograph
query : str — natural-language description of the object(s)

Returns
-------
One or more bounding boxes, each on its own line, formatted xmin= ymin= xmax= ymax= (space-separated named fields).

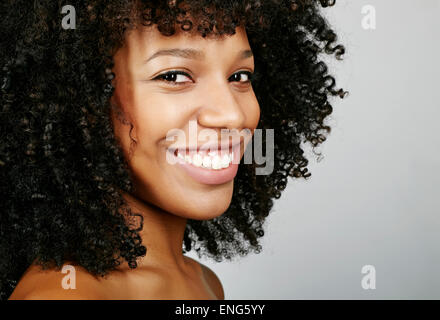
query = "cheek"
xmin=244 ymin=94 xmax=261 ymax=130
xmin=130 ymin=92 xmax=190 ymax=157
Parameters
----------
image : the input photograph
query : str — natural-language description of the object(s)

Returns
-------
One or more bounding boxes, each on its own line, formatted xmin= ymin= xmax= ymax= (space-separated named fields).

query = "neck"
xmin=119 ymin=191 xmax=188 ymax=271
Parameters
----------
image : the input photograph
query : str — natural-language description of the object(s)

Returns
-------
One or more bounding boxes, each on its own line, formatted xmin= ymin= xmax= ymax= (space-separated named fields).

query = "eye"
xmin=229 ymin=71 xmax=254 ymax=84
xmin=152 ymin=70 xmax=255 ymax=86
xmin=153 ymin=70 xmax=192 ymax=86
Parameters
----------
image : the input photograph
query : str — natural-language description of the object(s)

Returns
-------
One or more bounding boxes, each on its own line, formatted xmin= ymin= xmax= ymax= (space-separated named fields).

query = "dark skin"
xmin=9 ymin=255 xmax=222 ymax=299
xmin=9 ymin=23 xmax=259 ymax=299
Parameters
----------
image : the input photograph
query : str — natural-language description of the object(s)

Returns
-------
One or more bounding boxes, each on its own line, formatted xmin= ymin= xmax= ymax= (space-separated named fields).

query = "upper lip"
xmin=170 ymin=139 xmax=242 ymax=152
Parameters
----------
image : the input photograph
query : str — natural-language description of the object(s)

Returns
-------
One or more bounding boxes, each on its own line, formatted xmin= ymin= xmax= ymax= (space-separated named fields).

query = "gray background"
xmin=188 ymin=0 xmax=440 ymax=299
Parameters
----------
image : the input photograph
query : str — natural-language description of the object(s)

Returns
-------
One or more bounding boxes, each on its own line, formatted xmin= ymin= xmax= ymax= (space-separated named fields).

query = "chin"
xmin=174 ymin=184 xmax=234 ymax=221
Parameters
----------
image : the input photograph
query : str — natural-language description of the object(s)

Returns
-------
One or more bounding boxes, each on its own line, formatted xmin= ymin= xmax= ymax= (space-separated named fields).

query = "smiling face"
xmin=110 ymin=24 xmax=260 ymax=220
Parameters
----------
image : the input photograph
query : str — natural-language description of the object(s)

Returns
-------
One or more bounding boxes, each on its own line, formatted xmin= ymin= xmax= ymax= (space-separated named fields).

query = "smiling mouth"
xmin=169 ymin=140 xmax=241 ymax=171
xmin=169 ymin=142 xmax=241 ymax=185
xmin=173 ymin=148 xmax=234 ymax=170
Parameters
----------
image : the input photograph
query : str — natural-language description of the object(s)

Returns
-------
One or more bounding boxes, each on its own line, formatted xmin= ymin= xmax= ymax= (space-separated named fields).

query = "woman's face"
xmin=110 ymin=24 xmax=260 ymax=220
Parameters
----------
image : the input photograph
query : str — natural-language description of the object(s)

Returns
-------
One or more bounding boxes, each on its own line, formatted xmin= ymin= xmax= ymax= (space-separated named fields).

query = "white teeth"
xmin=212 ymin=155 xmax=222 ymax=170
xmin=221 ymin=154 xmax=230 ymax=168
xmin=202 ymin=156 xmax=211 ymax=168
xmin=176 ymin=150 xmax=233 ymax=170
xmin=192 ymin=153 xmax=203 ymax=167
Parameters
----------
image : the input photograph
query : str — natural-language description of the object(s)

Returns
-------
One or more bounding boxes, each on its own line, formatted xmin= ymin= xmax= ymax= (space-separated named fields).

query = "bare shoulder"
xmin=8 ymin=262 xmax=105 ymax=300
xmin=187 ymin=257 xmax=224 ymax=300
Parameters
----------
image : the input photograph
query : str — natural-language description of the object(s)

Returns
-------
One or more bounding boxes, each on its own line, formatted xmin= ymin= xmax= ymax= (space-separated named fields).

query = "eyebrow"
xmin=144 ymin=48 xmax=253 ymax=64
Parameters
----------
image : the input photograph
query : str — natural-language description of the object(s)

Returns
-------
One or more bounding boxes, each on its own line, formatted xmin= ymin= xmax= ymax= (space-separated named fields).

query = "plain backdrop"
xmin=188 ymin=0 xmax=440 ymax=299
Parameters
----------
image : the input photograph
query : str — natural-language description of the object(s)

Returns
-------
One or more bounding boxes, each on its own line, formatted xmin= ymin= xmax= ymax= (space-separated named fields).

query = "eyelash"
xmin=153 ymin=70 xmax=254 ymax=86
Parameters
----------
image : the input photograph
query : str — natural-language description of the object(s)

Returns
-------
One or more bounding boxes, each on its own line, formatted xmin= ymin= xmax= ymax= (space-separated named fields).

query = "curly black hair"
xmin=0 ymin=0 xmax=347 ymax=299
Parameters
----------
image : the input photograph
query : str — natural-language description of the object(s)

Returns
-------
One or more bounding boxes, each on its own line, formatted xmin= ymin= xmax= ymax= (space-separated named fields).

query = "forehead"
xmin=123 ymin=25 xmax=251 ymax=59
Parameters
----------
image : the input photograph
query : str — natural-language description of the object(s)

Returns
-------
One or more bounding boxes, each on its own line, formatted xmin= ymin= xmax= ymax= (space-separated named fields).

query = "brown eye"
xmin=153 ymin=70 xmax=192 ymax=85
xmin=153 ymin=70 xmax=254 ymax=86
xmin=229 ymin=71 xmax=254 ymax=83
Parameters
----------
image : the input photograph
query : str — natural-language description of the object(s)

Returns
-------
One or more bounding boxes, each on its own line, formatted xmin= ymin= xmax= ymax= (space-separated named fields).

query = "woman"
xmin=1 ymin=0 xmax=347 ymax=299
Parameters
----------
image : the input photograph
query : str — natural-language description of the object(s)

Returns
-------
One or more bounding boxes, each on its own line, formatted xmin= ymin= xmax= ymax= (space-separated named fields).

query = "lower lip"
xmin=171 ymin=144 xmax=240 ymax=185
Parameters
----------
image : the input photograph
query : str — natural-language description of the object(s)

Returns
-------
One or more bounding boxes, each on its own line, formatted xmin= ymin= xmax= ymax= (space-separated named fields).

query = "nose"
xmin=197 ymin=80 xmax=247 ymax=132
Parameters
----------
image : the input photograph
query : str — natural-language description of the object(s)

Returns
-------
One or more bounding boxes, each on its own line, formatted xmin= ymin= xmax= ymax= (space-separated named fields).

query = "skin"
xmin=9 ymin=23 xmax=260 ymax=300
